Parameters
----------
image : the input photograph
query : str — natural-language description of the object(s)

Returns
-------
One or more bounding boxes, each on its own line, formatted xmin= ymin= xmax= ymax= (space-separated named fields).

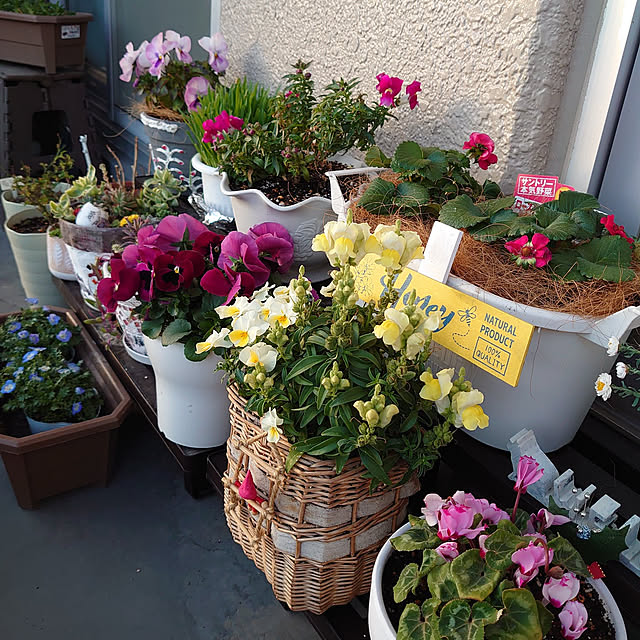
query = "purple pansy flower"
xmin=145 ymin=32 xmax=168 ymax=78
xmin=17 ymin=330 xmax=28 ymax=339
xmin=165 ymin=30 xmax=192 ymax=63
xmin=47 ymin=313 xmax=60 ymax=326
xmin=29 ymin=333 xmax=39 ymax=344
xmin=198 ymin=33 xmax=228 ymax=73
xmin=248 ymin=222 xmax=294 ymax=274
xmin=184 ymin=76 xmax=211 ymax=112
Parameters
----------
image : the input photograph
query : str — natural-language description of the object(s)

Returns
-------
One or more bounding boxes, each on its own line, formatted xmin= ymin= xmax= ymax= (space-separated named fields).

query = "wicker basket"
xmin=223 ymin=385 xmax=419 ymax=614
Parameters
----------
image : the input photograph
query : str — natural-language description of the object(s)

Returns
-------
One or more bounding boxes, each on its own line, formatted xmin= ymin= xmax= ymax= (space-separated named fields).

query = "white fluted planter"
xmin=191 ymin=154 xmax=234 ymax=220
xmin=143 ymin=335 xmax=230 ymax=448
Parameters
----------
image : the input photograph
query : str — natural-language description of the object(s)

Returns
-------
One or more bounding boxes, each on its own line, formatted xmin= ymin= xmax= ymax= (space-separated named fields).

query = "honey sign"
xmin=353 ymin=254 xmax=535 ymax=387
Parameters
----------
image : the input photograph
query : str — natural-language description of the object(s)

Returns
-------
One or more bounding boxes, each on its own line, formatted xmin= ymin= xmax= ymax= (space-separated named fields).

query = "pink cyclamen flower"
xmin=119 ymin=42 xmax=140 ymax=82
xmin=184 ymin=76 xmax=211 ymax=112
xmin=558 ymin=600 xmax=589 ymax=639
xmin=437 ymin=504 xmax=486 ymax=541
xmin=434 ymin=542 xmax=459 ymax=561
xmin=511 ymin=541 xmax=552 ymax=587
xmin=542 ymin=572 xmax=580 ymax=608
xmin=422 ymin=493 xmax=445 ymax=526
xmin=478 ymin=534 xmax=488 ymax=559
xmin=164 ymin=30 xmax=192 ymax=63
xmin=526 ymin=508 xmax=571 ymax=534
xmin=376 ymin=74 xmax=403 ymax=107
xmin=505 ymin=234 xmax=552 ymax=268
xmin=514 ymin=455 xmax=544 ymax=492
xmin=451 ymin=491 xmax=510 ymax=525
xmin=405 ymin=80 xmax=421 ymax=110
xmin=145 ymin=32 xmax=168 ymax=78
xmin=463 ymin=132 xmax=498 ymax=170
xmin=198 ymin=33 xmax=229 ymax=73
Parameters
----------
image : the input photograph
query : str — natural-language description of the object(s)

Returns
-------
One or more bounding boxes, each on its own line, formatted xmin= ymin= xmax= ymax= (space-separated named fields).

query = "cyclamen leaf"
xmin=547 ymin=535 xmax=589 ymax=577
xmin=397 ymin=600 xmax=440 ymax=640
xmin=450 ymin=549 xmax=501 ymax=601
xmin=392 ymin=527 xmax=441 ymax=552
xmin=484 ymin=529 xmax=529 ymax=572
xmin=427 ymin=561 xmax=460 ymax=601
xmin=394 ymin=563 xmax=422 ymax=603
xmin=536 ymin=601 xmax=554 ymax=637
xmin=484 ymin=588 xmax=543 ymax=640
xmin=438 ymin=195 xmax=489 ymax=230
xmin=420 ymin=549 xmax=445 ymax=576
xmin=437 ymin=599 xmax=499 ymax=640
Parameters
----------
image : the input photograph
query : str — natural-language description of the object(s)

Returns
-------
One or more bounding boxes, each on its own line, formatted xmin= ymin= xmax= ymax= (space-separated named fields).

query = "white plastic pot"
xmin=191 ymin=154 xmax=235 ymax=220
xmin=46 ymin=227 xmax=75 ymax=280
xmin=115 ymin=297 xmax=150 ymax=365
xmin=4 ymin=210 xmax=65 ymax=306
xmin=143 ymin=336 xmax=230 ymax=448
xmin=369 ymin=521 xmax=627 ymax=640
xmin=1 ymin=190 xmax=32 ymax=222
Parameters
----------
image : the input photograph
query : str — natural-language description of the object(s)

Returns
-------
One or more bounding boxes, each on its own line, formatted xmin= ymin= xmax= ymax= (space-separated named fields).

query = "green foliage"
xmin=0 ymin=0 xmax=69 ymax=15
xmin=137 ymin=169 xmax=186 ymax=219
xmin=484 ymin=589 xmax=543 ymax=640
xmin=450 ymin=550 xmax=501 ymax=601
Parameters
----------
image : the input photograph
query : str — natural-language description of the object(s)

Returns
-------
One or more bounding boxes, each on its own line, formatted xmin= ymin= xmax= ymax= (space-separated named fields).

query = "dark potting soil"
xmin=381 ymin=549 xmax=616 ymax=639
xmin=10 ymin=217 xmax=48 ymax=234
xmin=229 ymin=161 xmax=362 ymax=207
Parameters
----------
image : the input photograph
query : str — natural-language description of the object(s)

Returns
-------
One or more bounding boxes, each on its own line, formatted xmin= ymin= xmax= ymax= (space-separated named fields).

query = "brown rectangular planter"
xmin=0 ymin=10 xmax=92 ymax=73
xmin=0 ymin=306 xmax=132 ymax=509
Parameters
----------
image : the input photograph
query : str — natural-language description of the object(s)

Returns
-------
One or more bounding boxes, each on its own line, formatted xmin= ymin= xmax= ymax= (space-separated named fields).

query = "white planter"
xmin=219 ymin=171 xmax=335 ymax=283
xmin=115 ymin=297 xmax=150 ymax=365
xmin=4 ymin=210 xmax=65 ymax=306
xmin=191 ymin=154 xmax=234 ymax=220
xmin=46 ymin=227 xmax=75 ymax=280
xmin=143 ymin=335 xmax=230 ymax=448
xmin=369 ymin=521 xmax=627 ymax=640
xmin=1 ymin=189 xmax=32 ymax=222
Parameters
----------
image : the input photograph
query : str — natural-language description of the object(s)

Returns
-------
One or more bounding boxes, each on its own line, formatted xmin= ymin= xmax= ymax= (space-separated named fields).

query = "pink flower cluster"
xmin=462 ymin=132 xmax=498 ymax=170
xmin=375 ymin=74 xmax=421 ymax=110
xmin=202 ymin=110 xmax=244 ymax=144
xmin=601 ymin=214 xmax=633 ymax=245
xmin=505 ymin=233 xmax=552 ymax=268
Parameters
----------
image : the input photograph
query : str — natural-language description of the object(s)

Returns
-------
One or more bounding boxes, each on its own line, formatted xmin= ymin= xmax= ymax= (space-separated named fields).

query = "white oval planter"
xmin=369 ymin=521 xmax=627 ymax=640
xmin=4 ymin=210 xmax=65 ymax=306
xmin=191 ymin=154 xmax=234 ymax=220
xmin=46 ymin=227 xmax=75 ymax=280
xmin=219 ymin=171 xmax=335 ymax=283
xmin=143 ymin=335 xmax=230 ymax=448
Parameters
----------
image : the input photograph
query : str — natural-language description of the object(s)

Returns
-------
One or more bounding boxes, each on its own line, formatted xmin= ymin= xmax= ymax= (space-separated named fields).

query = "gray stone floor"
xmin=0 ymin=231 xmax=320 ymax=639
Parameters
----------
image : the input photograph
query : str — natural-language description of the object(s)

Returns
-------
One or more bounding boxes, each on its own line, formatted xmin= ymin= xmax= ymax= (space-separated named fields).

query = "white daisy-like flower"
xmin=616 ymin=362 xmax=629 ymax=379
xmin=607 ymin=336 xmax=619 ymax=357
xmin=594 ymin=372 xmax=612 ymax=401
xmin=261 ymin=408 xmax=283 ymax=443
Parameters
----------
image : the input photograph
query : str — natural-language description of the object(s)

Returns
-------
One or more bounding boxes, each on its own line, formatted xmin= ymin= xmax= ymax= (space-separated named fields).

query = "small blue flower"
xmin=1 ymin=380 xmax=15 ymax=394
xmin=25 ymin=297 xmax=38 ymax=305
xmin=75 ymin=387 xmax=85 ymax=395
xmin=39 ymin=365 xmax=50 ymax=372
xmin=22 ymin=350 xmax=39 ymax=363
xmin=29 ymin=333 xmax=39 ymax=344
xmin=14 ymin=366 xmax=24 ymax=376
xmin=56 ymin=328 xmax=72 ymax=343
xmin=57 ymin=368 xmax=70 ymax=375
xmin=67 ymin=362 xmax=81 ymax=373
xmin=29 ymin=373 xmax=43 ymax=382
xmin=6 ymin=361 xmax=14 ymax=368
xmin=71 ymin=401 xmax=83 ymax=416
xmin=42 ymin=306 xmax=49 ymax=312
xmin=7 ymin=322 xmax=21 ymax=333
xmin=47 ymin=313 xmax=60 ymax=326
xmin=17 ymin=330 xmax=28 ymax=339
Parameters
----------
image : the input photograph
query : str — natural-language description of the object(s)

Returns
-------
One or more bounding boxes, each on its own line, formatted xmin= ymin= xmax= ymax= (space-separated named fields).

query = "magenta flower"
xmin=542 ymin=572 xmax=580 ymax=608
xmin=463 ymin=132 xmax=498 ymax=170
xmin=511 ymin=541 xmax=552 ymax=586
xmin=218 ymin=232 xmax=271 ymax=288
xmin=558 ymin=600 xmax=588 ymax=639
xmin=96 ymin=258 xmax=141 ymax=312
xmin=478 ymin=534 xmax=488 ymax=559
xmin=201 ymin=269 xmax=256 ymax=304
xmin=184 ymin=76 xmax=211 ymax=112
xmin=376 ymin=73 xmax=403 ymax=107
xmin=153 ymin=250 xmax=204 ymax=293
xmin=193 ymin=230 xmax=224 ymax=258
xmin=514 ymin=455 xmax=544 ymax=493
xmin=434 ymin=542 xmax=459 ymax=561
xmin=145 ymin=32 xmax=168 ymax=78
xmin=505 ymin=234 xmax=552 ymax=268
xmin=450 ymin=491 xmax=509 ymax=525
xmin=248 ymin=222 xmax=294 ymax=273
xmin=238 ymin=469 xmax=259 ymax=502
xmin=202 ymin=111 xmax=243 ymax=143
xmin=437 ymin=504 xmax=486 ymax=541
xmin=119 ymin=42 xmax=140 ymax=82
xmin=526 ymin=508 xmax=570 ymax=534
xmin=164 ymin=30 xmax=192 ymax=63
xmin=405 ymin=80 xmax=421 ymax=110
xmin=155 ymin=213 xmax=208 ymax=246
xmin=198 ymin=33 xmax=229 ymax=73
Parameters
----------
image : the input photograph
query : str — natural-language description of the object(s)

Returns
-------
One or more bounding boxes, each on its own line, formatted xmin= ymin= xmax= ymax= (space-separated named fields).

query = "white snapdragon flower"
xmin=239 ymin=342 xmax=278 ymax=372
xmin=195 ymin=328 xmax=232 ymax=354
xmin=261 ymin=408 xmax=283 ymax=443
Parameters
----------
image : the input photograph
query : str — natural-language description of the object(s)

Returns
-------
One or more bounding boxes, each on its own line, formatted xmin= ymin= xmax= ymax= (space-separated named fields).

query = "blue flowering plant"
xmin=0 ymin=347 xmax=102 ymax=425
xmin=0 ymin=300 xmax=80 ymax=362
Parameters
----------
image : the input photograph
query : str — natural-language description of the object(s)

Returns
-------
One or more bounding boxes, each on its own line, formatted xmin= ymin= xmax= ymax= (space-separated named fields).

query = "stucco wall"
xmin=220 ymin=0 xmax=584 ymax=190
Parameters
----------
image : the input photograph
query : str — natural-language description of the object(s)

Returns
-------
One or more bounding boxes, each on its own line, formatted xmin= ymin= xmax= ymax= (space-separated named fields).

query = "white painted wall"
xmin=220 ymin=0 xmax=584 ymax=191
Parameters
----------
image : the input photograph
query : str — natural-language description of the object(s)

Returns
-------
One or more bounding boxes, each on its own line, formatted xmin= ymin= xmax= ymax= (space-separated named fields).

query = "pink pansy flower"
xmin=437 ymin=504 xmax=486 ymax=541
xmin=504 ymin=234 xmax=552 ymax=268
xmin=184 ymin=76 xmax=211 ymax=112
xmin=145 ymin=32 xmax=168 ymax=78
xmin=134 ymin=40 xmax=151 ymax=81
xmin=558 ymin=600 xmax=589 ymax=640
xmin=434 ymin=542 xmax=459 ymax=561
xmin=405 ymin=80 xmax=421 ymax=110
xmin=248 ymin=222 xmax=294 ymax=274
xmin=514 ymin=455 xmax=544 ymax=492
xmin=511 ymin=541 xmax=552 ymax=587
xmin=218 ymin=232 xmax=271 ymax=291
xmin=542 ymin=572 xmax=580 ymax=608
xmin=119 ymin=42 xmax=140 ymax=82
xmin=376 ymin=73 xmax=403 ymax=107
xmin=164 ymin=30 xmax=192 ymax=63
xmin=526 ymin=508 xmax=571 ymax=534
xmin=422 ymin=493 xmax=445 ymax=526
xmin=463 ymin=132 xmax=498 ymax=170
xmin=198 ymin=33 xmax=229 ymax=73
xmin=96 ymin=258 xmax=141 ymax=313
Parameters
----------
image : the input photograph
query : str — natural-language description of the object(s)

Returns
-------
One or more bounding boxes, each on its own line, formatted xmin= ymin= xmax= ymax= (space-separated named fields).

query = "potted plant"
xmin=369 ymin=456 xmax=626 ymax=639
xmin=195 ymin=61 xmax=420 ymax=281
xmin=97 ymin=213 xmax=294 ymax=448
xmin=118 ymin=30 xmax=227 ymax=176
xmin=0 ymin=0 xmax=92 ymax=74
xmin=213 ymin=215 xmax=488 ymax=613
xmin=185 ymin=77 xmax=272 ymax=219
xmin=0 ymin=303 xmax=131 ymax=509
xmin=343 ymin=134 xmax=640 ymax=452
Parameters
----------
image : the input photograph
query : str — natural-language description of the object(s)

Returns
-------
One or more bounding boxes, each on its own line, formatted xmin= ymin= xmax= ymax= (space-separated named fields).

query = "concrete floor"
xmin=0 ymin=231 xmax=320 ymax=639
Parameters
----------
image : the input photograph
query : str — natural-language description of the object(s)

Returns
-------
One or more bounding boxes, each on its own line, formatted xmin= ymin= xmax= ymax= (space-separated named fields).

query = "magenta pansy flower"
xmin=155 ymin=213 xmax=208 ymax=246
xmin=514 ymin=455 xmax=544 ymax=492
xmin=198 ymin=33 xmax=229 ymax=73
xmin=153 ymin=250 xmax=204 ymax=293
xmin=542 ymin=572 xmax=580 ymax=609
xmin=248 ymin=222 xmax=294 ymax=274
xmin=434 ymin=542 xmax=459 ymax=561
xmin=164 ymin=30 xmax=192 ymax=63
xmin=405 ymin=80 xmax=421 ymax=110
xmin=558 ymin=600 xmax=588 ymax=639
xmin=376 ymin=73 xmax=403 ymax=107
xmin=505 ymin=234 xmax=552 ymax=268
xmin=184 ymin=76 xmax=211 ymax=112
xmin=218 ymin=232 xmax=271 ymax=288
xmin=96 ymin=258 xmax=141 ymax=312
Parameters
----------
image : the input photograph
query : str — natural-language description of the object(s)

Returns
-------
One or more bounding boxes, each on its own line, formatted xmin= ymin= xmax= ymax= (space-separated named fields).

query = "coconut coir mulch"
xmin=381 ymin=549 xmax=615 ymax=639
xmin=349 ymin=175 xmax=640 ymax=318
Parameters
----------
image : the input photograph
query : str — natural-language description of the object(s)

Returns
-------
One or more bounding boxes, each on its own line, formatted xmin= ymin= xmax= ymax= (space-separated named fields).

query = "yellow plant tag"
xmin=353 ymin=254 xmax=534 ymax=387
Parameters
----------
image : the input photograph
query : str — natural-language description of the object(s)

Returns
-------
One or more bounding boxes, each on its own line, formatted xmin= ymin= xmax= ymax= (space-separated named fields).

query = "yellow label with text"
xmin=353 ymin=254 xmax=534 ymax=387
